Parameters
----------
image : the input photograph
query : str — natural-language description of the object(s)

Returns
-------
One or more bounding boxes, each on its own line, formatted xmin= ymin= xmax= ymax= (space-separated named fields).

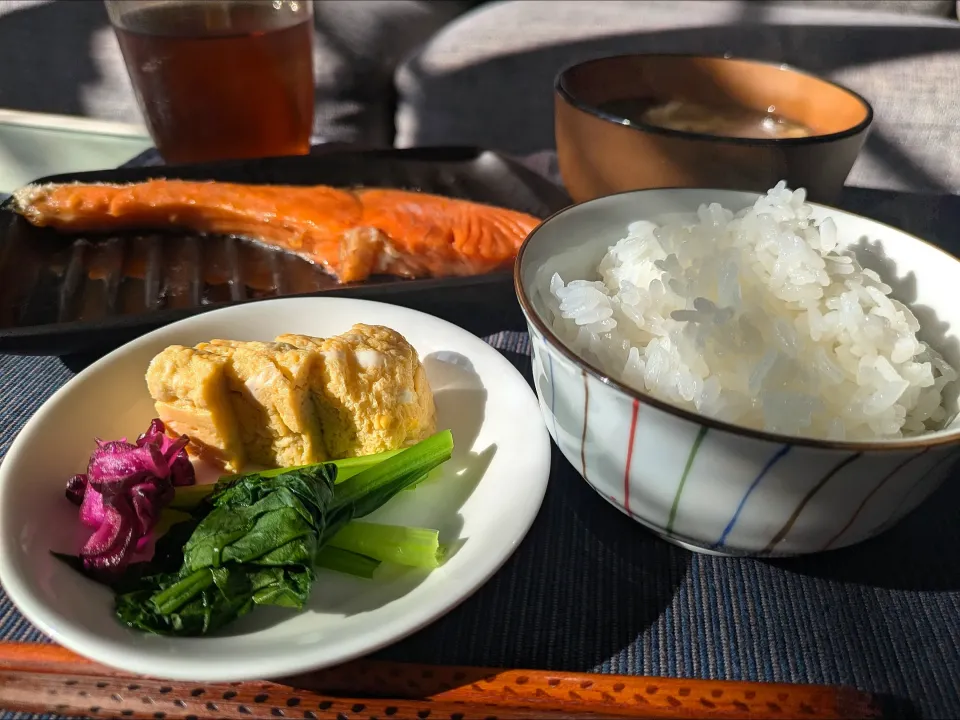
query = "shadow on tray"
xmin=371 ymin=435 xmax=689 ymax=672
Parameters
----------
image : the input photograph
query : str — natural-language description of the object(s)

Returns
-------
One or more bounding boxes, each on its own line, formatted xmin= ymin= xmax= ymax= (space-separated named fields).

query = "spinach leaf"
xmin=114 ymin=464 xmax=337 ymax=636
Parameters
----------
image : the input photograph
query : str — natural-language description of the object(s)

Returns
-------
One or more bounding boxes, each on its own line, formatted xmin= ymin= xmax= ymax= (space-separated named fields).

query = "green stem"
xmin=150 ymin=568 xmax=214 ymax=615
xmin=328 ymin=522 xmax=446 ymax=569
xmin=170 ymin=447 xmax=412 ymax=512
xmin=332 ymin=431 xmax=454 ymax=516
xmin=152 ymin=508 xmax=193 ymax=536
xmin=169 ymin=484 xmax=216 ymax=511
xmin=315 ymin=546 xmax=381 ymax=578
xmin=325 ymin=450 xmax=404 ymax=483
xmin=228 ymin=448 xmax=404 ymax=484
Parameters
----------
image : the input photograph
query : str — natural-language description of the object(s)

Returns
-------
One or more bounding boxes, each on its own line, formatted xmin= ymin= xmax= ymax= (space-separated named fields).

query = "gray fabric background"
xmin=395 ymin=0 xmax=960 ymax=194
xmin=0 ymin=0 xmax=471 ymax=145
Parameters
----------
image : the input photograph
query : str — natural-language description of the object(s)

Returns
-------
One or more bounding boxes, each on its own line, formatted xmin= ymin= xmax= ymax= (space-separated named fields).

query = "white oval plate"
xmin=0 ymin=298 xmax=551 ymax=681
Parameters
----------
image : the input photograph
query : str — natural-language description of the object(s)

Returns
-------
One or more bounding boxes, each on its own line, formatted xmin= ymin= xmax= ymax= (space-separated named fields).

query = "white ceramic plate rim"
xmin=0 ymin=298 xmax=551 ymax=681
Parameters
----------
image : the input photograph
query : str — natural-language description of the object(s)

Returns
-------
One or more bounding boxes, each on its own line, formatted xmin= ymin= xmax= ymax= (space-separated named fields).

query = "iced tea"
xmin=107 ymin=0 xmax=315 ymax=164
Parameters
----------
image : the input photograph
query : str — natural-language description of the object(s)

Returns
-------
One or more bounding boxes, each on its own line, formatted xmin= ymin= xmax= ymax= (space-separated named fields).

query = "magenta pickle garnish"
xmin=65 ymin=418 xmax=195 ymax=573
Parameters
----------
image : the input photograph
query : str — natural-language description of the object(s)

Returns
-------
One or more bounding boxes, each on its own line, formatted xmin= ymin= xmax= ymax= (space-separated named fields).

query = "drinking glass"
xmin=104 ymin=0 xmax=315 ymax=164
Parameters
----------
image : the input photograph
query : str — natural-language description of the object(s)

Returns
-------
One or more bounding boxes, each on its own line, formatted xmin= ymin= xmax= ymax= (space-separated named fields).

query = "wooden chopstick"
xmin=0 ymin=642 xmax=880 ymax=719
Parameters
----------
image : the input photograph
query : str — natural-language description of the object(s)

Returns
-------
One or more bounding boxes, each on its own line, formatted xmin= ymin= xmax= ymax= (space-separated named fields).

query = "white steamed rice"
xmin=543 ymin=182 xmax=958 ymax=440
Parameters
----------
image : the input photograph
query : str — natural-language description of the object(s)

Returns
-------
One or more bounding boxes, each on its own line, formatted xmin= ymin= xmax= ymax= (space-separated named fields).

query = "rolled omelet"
xmin=146 ymin=324 xmax=436 ymax=471
xmin=277 ymin=324 xmax=437 ymax=458
xmin=145 ymin=345 xmax=245 ymax=471
xmin=195 ymin=340 xmax=326 ymax=468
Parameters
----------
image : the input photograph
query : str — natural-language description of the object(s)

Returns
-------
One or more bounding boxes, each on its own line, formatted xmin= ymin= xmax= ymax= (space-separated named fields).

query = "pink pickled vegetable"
xmin=65 ymin=419 xmax=195 ymax=573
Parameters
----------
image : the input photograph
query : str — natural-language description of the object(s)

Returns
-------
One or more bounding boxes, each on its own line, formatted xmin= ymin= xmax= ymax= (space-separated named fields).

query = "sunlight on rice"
xmin=543 ymin=182 xmax=958 ymax=441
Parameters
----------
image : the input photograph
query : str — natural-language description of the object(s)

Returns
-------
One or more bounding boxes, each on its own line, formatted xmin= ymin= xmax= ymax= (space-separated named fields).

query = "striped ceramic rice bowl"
xmin=515 ymin=185 xmax=960 ymax=556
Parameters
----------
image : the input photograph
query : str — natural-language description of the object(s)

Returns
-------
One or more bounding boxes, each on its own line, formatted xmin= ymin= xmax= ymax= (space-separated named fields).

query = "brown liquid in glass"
xmin=114 ymin=2 xmax=314 ymax=164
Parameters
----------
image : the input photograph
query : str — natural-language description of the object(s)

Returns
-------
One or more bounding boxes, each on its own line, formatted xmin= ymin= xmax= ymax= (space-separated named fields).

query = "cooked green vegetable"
xmin=239 ymin=447 xmax=407 ymax=483
xmin=166 ymin=483 xmax=217 ymax=512
xmin=329 ymin=522 xmax=446 ymax=569
xmin=56 ymin=431 xmax=454 ymax=636
xmin=316 ymin=546 xmax=381 ymax=579
xmin=167 ymin=448 xmax=407 ymax=512
xmin=326 ymin=430 xmax=453 ymax=531
xmin=150 ymin=508 xmax=193 ymax=539
xmin=115 ymin=465 xmax=336 ymax=635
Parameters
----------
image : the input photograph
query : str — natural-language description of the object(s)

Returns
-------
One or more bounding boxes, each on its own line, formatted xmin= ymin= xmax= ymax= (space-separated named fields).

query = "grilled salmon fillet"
xmin=11 ymin=179 xmax=541 ymax=283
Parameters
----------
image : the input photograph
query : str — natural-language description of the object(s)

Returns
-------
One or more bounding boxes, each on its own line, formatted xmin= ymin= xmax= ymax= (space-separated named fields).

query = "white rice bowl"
xmin=542 ymin=182 xmax=958 ymax=441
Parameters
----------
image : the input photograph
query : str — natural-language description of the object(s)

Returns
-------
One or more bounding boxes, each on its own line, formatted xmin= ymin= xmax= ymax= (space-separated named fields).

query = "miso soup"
xmin=600 ymin=98 xmax=814 ymax=140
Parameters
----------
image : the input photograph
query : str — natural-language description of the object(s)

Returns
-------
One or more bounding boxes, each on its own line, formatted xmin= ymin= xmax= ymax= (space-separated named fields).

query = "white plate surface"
xmin=0 ymin=297 xmax=551 ymax=681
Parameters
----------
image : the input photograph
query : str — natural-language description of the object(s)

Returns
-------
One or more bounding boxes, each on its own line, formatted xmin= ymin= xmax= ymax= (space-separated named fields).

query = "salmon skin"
xmin=10 ymin=179 xmax=542 ymax=283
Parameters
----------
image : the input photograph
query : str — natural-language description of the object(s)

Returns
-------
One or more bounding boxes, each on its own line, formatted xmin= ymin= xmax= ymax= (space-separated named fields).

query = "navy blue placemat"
xmin=2 ymin=148 xmax=960 ymax=719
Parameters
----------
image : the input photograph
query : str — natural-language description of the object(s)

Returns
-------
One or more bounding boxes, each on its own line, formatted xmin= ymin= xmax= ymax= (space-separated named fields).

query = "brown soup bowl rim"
xmin=555 ymin=52 xmax=875 ymax=147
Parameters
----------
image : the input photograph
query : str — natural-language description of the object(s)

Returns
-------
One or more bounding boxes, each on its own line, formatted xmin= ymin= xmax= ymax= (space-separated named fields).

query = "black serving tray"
xmin=0 ymin=147 xmax=570 ymax=355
